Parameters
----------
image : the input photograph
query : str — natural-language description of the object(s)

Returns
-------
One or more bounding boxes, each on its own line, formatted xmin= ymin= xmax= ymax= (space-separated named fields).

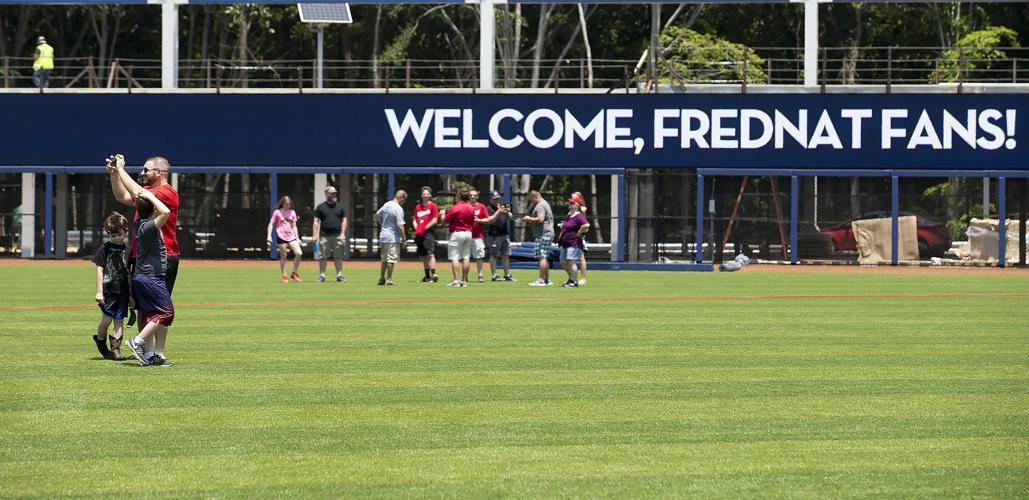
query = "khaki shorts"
xmin=318 ymin=234 xmax=346 ymax=259
xmin=380 ymin=242 xmax=401 ymax=263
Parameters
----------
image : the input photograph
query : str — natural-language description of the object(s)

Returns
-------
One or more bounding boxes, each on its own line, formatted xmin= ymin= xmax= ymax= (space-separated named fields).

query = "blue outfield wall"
xmin=0 ymin=93 xmax=1026 ymax=170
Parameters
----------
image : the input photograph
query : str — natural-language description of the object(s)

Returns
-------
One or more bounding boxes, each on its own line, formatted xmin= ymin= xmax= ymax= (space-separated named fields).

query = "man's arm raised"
xmin=106 ymin=155 xmax=135 ymax=207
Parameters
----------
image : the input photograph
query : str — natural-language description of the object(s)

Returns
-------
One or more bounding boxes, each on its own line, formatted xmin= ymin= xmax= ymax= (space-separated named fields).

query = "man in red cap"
xmin=557 ymin=194 xmax=590 ymax=287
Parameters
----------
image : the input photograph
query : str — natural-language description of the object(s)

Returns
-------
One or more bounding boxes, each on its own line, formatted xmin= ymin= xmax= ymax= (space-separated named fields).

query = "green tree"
xmin=660 ymin=26 xmax=766 ymax=84
xmin=935 ymin=26 xmax=1020 ymax=82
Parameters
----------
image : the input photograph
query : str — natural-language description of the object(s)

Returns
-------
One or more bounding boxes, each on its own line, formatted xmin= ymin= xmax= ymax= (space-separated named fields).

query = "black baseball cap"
xmin=490 ymin=190 xmax=502 ymax=199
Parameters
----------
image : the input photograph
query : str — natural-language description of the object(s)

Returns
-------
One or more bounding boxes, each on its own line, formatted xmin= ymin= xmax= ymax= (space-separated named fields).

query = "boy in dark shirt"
xmin=92 ymin=212 xmax=132 ymax=360
xmin=125 ymin=190 xmax=176 ymax=367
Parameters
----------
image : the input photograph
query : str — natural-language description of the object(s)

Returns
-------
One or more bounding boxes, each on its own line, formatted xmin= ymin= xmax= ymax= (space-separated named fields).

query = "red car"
xmin=822 ymin=212 xmax=952 ymax=258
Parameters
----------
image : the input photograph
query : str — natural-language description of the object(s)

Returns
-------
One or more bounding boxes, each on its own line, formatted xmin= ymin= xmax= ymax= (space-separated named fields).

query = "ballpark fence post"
xmin=695 ymin=173 xmax=704 ymax=263
xmin=270 ymin=173 xmax=279 ymax=260
xmin=44 ymin=173 xmax=53 ymax=257
xmin=998 ymin=176 xmax=1006 ymax=268
xmin=790 ymin=175 xmax=798 ymax=264
xmin=891 ymin=175 xmax=899 ymax=266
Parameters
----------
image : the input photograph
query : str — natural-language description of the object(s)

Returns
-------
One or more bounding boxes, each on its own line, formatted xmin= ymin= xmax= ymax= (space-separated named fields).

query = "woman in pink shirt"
xmin=266 ymin=196 xmax=304 ymax=283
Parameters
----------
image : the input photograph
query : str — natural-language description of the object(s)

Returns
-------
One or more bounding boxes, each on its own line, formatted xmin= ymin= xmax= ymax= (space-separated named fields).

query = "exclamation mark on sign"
xmin=1005 ymin=110 xmax=1016 ymax=149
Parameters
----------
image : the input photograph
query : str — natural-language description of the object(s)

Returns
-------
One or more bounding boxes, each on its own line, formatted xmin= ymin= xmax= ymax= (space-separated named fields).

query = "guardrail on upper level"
xmin=2 ymin=46 xmax=1027 ymax=90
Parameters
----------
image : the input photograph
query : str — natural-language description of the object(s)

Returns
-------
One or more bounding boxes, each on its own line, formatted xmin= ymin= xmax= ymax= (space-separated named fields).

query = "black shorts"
xmin=415 ymin=233 xmax=435 ymax=256
xmin=166 ymin=256 xmax=179 ymax=295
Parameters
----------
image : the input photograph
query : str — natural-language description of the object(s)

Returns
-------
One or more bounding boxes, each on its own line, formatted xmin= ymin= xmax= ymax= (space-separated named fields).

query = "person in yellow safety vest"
xmin=33 ymin=36 xmax=54 ymax=89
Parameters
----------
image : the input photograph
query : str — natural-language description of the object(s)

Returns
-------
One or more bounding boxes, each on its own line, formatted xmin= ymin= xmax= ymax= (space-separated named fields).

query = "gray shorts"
xmin=485 ymin=235 xmax=511 ymax=258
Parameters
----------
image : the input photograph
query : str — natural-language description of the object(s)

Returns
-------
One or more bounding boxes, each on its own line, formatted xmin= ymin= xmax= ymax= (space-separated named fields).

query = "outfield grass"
xmin=1 ymin=262 xmax=1027 ymax=498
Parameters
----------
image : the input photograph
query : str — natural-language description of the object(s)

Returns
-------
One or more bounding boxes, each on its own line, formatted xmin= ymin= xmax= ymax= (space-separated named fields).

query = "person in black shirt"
xmin=312 ymin=186 xmax=348 ymax=283
xmin=481 ymin=190 xmax=516 ymax=282
xmin=91 ymin=212 xmax=132 ymax=360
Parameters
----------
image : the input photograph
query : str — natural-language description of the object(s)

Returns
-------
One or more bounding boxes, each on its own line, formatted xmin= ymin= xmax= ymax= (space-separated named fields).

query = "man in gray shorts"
xmin=375 ymin=190 xmax=407 ymax=286
xmin=313 ymin=186 xmax=348 ymax=283
xmin=481 ymin=190 xmax=515 ymax=281
xmin=522 ymin=190 xmax=554 ymax=286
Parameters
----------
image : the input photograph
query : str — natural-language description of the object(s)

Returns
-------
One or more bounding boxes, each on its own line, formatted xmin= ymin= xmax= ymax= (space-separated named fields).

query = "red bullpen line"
xmin=3 ymin=292 xmax=1028 ymax=312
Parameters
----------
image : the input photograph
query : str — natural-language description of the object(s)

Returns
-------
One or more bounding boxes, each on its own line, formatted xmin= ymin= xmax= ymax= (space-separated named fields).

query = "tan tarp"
xmin=852 ymin=215 xmax=919 ymax=264
xmin=960 ymin=218 xmax=1028 ymax=264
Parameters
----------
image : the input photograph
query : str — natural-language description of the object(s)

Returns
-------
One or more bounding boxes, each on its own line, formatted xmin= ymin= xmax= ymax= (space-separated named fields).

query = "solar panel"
xmin=298 ymin=3 xmax=352 ymax=23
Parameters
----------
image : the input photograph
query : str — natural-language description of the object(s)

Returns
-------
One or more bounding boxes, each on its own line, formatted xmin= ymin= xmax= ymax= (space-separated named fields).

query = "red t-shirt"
xmin=444 ymin=201 xmax=476 ymax=233
xmin=471 ymin=202 xmax=488 ymax=239
xmin=413 ymin=201 xmax=439 ymax=237
xmin=132 ymin=183 xmax=180 ymax=257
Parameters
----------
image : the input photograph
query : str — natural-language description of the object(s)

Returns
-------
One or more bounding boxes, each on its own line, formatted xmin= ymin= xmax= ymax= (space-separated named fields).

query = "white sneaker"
xmin=528 ymin=279 xmax=546 ymax=287
xmin=578 ymin=279 xmax=586 ymax=286
xmin=447 ymin=280 xmax=462 ymax=288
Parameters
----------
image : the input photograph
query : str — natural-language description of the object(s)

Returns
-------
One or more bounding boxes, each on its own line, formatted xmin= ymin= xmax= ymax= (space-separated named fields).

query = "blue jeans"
xmin=33 ymin=69 xmax=50 ymax=88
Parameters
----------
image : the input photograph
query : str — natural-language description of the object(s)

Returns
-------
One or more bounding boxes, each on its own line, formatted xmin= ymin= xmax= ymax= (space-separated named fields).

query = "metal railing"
xmin=1 ymin=47 xmax=1026 ymax=90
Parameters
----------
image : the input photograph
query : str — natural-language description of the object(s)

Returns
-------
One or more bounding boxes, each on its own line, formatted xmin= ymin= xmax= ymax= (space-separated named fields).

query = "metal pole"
xmin=387 ymin=173 xmax=396 ymax=198
xmin=617 ymin=173 xmax=627 ymax=262
xmin=270 ymin=173 xmax=279 ymax=260
xmin=21 ymin=173 xmax=35 ymax=258
xmin=803 ymin=0 xmax=818 ymax=86
xmin=998 ymin=177 xmax=1007 ymax=268
xmin=891 ymin=175 xmax=899 ymax=266
xmin=316 ymin=24 xmax=325 ymax=88
xmin=695 ymin=173 xmax=704 ymax=263
xmin=161 ymin=0 xmax=179 ymax=89
xmin=44 ymin=173 xmax=53 ymax=257
xmin=886 ymin=46 xmax=892 ymax=94
xmin=479 ymin=0 xmax=495 ymax=89
xmin=649 ymin=4 xmax=660 ymax=90
xmin=790 ymin=175 xmax=798 ymax=264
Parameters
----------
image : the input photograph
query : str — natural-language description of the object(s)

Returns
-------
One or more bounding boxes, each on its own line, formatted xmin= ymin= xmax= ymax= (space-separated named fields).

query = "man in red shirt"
xmin=107 ymin=155 xmax=181 ymax=294
xmin=469 ymin=190 xmax=489 ymax=283
xmin=442 ymin=189 xmax=476 ymax=287
xmin=413 ymin=186 xmax=439 ymax=283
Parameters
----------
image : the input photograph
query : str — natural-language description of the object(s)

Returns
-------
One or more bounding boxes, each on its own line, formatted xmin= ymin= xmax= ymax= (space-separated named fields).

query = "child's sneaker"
xmin=290 ymin=272 xmax=302 ymax=282
xmin=126 ymin=336 xmax=147 ymax=364
xmin=281 ymin=274 xmax=289 ymax=283
xmin=316 ymin=274 xmax=326 ymax=282
xmin=93 ymin=335 xmax=115 ymax=360
xmin=503 ymin=275 xmax=517 ymax=282
xmin=336 ymin=274 xmax=346 ymax=283
xmin=147 ymin=355 xmax=174 ymax=367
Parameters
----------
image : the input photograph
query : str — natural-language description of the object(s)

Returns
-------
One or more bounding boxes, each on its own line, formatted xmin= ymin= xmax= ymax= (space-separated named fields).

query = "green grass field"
xmin=1 ymin=262 xmax=1027 ymax=498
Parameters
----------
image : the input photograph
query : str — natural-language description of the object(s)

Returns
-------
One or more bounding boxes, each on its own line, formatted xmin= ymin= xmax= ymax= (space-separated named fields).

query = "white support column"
xmin=314 ymin=174 xmax=328 ymax=207
xmin=55 ymin=174 xmax=68 ymax=258
xmin=803 ymin=0 xmax=818 ymax=87
xmin=21 ymin=173 xmax=35 ymax=258
xmin=610 ymin=174 xmax=619 ymax=256
xmin=479 ymin=0 xmax=495 ymax=89
xmin=171 ymin=172 xmax=179 ymax=191
xmin=316 ymin=25 xmax=325 ymax=88
xmin=162 ymin=0 xmax=179 ymax=89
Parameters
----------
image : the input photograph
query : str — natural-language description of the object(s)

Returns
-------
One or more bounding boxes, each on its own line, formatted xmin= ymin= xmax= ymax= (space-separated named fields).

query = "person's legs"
xmin=154 ymin=327 xmax=168 ymax=358
xmin=314 ymin=237 xmax=327 ymax=275
xmin=165 ymin=257 xmax=180 ymax=294
xmin=333 ymin=238 xmax=344 ymax=275
xmin=579 ymin=254 xmax=587 ymax=283
xmin=461 ymin=259 xmax=471 ymax=282
xmin=42 ymin=70 xmax=50 ymax=88
xmin=33 ymin=70 xmax=41 ymax=88
xmin=502 ymin=254 xmax=511 ymax=276
xmin=288 ymin=241 xmax=302 ymax=274
xmin=278 ymin=243 xmax=289 ymax=276
xmin=96 ymin=314 xmax=113 ymax=339
xmin=489 ymin=255 xmax=498 ymax=278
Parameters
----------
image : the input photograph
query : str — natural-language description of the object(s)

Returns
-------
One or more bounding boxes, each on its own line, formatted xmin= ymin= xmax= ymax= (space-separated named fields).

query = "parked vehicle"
xmin=821 ymin=212 xmax=951 ymax=258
